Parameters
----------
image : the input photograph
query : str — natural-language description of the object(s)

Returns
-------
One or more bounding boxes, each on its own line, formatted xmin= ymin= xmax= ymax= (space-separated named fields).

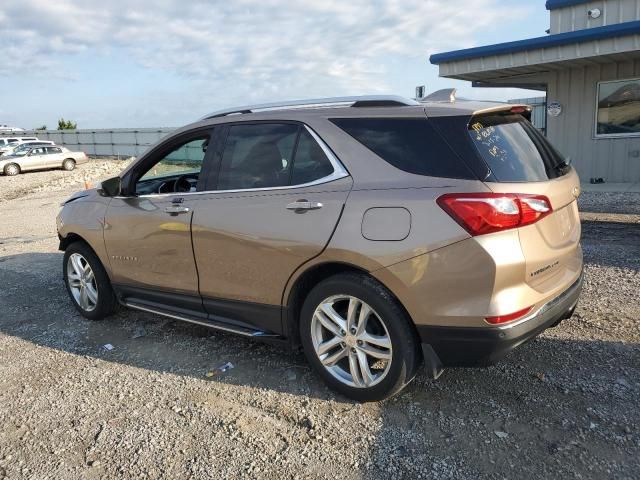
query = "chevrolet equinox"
xmin=57 ymin=93 xmax=583 ymax=401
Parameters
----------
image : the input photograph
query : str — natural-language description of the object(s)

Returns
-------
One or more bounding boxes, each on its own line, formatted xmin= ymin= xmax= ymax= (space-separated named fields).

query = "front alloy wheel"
xmin=63 ymin=242 xmax=117 ymax=320
xmin=311 ymin=295 xmax=392 ymax=388
xmin=67 ymin=253 xmax=98 ymax=312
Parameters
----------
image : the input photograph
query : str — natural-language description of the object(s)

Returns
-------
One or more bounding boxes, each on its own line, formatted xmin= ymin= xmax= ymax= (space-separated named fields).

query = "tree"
xmin=35 ymin=125 xmax=47 ymax=130
xmin=57 ymin=118 xmax=77 ymax=130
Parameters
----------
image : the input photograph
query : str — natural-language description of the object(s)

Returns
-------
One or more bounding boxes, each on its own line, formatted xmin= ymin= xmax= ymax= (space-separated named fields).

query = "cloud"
xmin=0 ymin=0 xmax=528 ymax=98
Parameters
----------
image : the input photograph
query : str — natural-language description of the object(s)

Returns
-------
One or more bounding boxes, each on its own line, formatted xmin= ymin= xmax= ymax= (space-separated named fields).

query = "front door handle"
xmin=164 ymin=205 xmax=190 ymax=214
xmin=286 ymin=200 xmax=323 ymax=211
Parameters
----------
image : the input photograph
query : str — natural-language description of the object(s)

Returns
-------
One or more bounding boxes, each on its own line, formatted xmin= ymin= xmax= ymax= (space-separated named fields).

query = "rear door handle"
xmin=286 ymin=200 xmax=323 ymax=211
xmin=164 ymin=206 xmax=190 ymax=214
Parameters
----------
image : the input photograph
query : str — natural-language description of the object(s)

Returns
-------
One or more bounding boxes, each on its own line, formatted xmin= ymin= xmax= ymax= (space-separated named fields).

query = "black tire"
xmin=62 ymin=158 xmax=76 ymax=171
xmin=63 ymin=241 xmax=117 ymax=320
xmin=3 ymin=163 xmax=20 ymax=176
xmin=300 ymin=272 xmax=421 ymax=402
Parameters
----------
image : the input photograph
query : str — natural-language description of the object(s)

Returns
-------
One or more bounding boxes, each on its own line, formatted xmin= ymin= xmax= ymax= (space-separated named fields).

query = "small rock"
xmin=494 ymin=431 xmax=509 ymax=439
xmin=301 ymin=416 xmax=315 ymax=430
xmin=132 ymin=326 xmax=147 ymax=339
xmin=615 ymin=377 xmax=630 ymax=388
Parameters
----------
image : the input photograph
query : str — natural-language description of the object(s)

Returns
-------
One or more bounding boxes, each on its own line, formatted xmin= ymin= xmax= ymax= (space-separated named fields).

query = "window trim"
xmin=130 ymin=124 xmax=348 ymax=199
xmin=594 ymin=77 xmax=640 ymax=139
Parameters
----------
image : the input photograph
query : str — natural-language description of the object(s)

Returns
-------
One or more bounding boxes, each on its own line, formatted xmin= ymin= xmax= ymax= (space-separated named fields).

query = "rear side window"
xmin=291 ymin=129 xmax=334 ymax=185
xmin=218 ymin=124 xmax=298 ymax=190
xmin=216 ymin=124 xmax=337 ymax=190
xmin=468 ymin=114 xmax=568 ymax=182
xmin=330 ymin=117 xmax=475 ymax=179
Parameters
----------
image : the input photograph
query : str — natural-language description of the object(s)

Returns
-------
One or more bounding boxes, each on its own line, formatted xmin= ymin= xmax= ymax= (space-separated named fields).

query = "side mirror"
xmin=96 ymin=176 xmax=122 ymax=197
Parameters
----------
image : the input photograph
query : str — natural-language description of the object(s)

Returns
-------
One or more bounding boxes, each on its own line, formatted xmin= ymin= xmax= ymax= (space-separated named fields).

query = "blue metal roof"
xmin=430 ymin=20 xmax=640 ymax=65
xmin=546 ymin=0 xmax=592 ymax=10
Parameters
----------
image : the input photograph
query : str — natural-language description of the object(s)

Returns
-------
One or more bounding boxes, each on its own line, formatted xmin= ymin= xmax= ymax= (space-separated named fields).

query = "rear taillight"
xmin=437 ymin=193 xmax=552 ymax=236
xmin=485 ymin=306 xmax=533 ymax=325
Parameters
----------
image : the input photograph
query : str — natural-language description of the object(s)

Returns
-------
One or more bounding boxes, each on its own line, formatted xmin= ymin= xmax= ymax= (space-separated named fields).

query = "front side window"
xmin=139 ymin=137 xmax=209 ymax=182
xmin=134 ymin=135 xmax=211 ymax=195
xmin=596 ymin=78 xmax=640 ymax=137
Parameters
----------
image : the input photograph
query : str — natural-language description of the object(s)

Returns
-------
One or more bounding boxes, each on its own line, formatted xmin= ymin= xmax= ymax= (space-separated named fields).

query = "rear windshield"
xmin=468 ymin=113 xmax=568 ymax=182
xmin=330 ymin=117 xmax=475 ymax=179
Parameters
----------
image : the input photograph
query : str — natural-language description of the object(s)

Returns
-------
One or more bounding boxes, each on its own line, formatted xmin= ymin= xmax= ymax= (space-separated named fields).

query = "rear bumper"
xmin=417 ymin=272 xmax=583 ymax=367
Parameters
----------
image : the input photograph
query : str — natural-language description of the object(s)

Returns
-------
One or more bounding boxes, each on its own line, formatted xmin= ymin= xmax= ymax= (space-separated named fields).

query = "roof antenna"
xmin=415 ymin=85 xmax=426 ymax=100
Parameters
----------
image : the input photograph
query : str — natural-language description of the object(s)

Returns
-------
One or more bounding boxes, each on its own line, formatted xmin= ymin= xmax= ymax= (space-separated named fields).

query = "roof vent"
xmin=421 ymin=88 xmax=457 ymax=103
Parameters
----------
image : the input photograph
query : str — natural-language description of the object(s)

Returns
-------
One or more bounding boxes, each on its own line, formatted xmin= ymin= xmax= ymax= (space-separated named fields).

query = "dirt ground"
xmin=0 ymin=163 xmax=638 ymax=479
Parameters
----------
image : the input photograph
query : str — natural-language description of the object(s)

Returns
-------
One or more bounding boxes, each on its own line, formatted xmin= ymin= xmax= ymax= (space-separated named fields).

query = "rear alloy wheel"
xmin=4 ymin=163 xmax=20 ymax=176
xmin=300 ymin=273 xmax=421 ymax=401
xmin=63 ymin=242 xmax=117 ymax=320
xmin=311 ymin=295 xmax=393 ymax=388
xmin=62 ymin=158 xmax=76 ymax=171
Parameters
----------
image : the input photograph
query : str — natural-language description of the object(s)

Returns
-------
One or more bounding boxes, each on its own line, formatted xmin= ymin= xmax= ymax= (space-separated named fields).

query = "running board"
xmin=124 ymin=302 xmax=280 ymax=338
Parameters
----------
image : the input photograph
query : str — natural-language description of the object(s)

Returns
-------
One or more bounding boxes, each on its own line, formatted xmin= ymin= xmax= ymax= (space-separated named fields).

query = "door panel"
xmin=103 ymin=130 xmax=216 ymax=309
xmin=46 ymin=151 xmax=64 ymax=166
xmin=104 ymin=195 xmax=201 ymax=299
xmin=191 ymin=177 xmax=352 ymax=313
xmin=22 ymin=149 xmax=46 ymax=170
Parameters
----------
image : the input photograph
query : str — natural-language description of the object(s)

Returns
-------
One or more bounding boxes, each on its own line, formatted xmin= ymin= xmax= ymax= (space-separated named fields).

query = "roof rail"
xmin=201 ymin=95 xmax=420 ymax=119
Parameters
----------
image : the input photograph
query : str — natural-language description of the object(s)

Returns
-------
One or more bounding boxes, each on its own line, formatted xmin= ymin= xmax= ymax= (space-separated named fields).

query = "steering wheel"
xmin=174 ymin=174 xmax=195 ymax=193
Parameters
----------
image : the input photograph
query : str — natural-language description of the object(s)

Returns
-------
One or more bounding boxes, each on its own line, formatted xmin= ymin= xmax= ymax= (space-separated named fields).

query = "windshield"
xmin=468 ymin=113 xmax=568 ymax=182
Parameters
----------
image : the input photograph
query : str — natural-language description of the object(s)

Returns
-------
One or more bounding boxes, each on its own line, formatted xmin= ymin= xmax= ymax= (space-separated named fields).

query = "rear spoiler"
xmin=419 ymin=88 xmax=534 ymax=122
xmin=472 ymin=104 xmax=533 ymax=122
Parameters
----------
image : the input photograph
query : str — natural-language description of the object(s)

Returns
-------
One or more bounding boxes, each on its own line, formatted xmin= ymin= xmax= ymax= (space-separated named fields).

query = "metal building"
xmin=430 ymin=0 xmax=640 ymax=183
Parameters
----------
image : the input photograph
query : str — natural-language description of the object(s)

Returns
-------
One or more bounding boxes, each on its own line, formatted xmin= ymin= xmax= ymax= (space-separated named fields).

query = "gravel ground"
xmin=578 ymin=191 xmax=640 ymax=215
xmin=0 ymin=165 xmax=638 ymax=479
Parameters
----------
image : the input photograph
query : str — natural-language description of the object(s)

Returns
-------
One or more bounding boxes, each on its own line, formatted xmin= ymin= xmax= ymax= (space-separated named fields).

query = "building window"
xmin=596 ymin=78 xmax=640 ymax=137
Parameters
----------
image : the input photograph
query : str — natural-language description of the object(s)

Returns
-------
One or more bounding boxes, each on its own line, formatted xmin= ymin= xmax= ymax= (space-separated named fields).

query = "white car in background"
xmin=0 ymin=145 xmax=89 ymax=176
xmin=0 ymin=136 xmax=40 ymax=153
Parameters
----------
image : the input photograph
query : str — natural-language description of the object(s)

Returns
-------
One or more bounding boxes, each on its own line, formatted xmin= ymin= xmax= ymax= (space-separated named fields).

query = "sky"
xmin=0 ymin=0 xmax=550 ymax=129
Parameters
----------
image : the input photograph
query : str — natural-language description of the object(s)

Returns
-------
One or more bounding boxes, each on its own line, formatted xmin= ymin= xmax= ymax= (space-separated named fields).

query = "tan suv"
xmin=57 ymin=94 xmax=583 ymax=401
